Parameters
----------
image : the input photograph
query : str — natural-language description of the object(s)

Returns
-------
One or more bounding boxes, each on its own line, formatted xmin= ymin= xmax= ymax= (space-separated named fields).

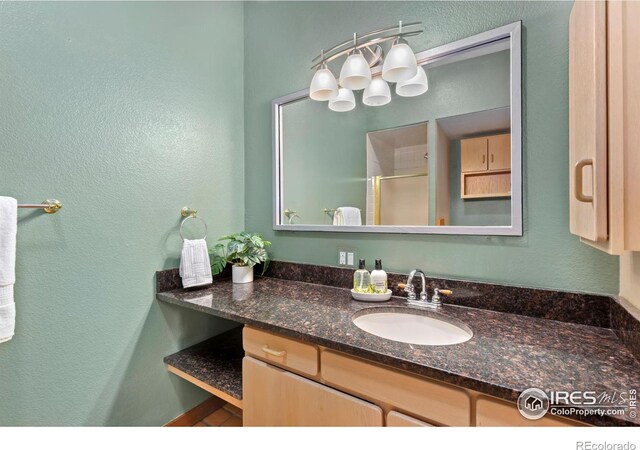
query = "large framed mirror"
xmin=273 ymin=22 xmax=521 ymax=235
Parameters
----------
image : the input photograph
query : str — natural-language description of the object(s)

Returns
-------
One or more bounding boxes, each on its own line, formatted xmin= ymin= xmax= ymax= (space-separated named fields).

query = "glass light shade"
xmin=382 ymin=41 xmax=418 ymax=83
xmin=395 ymin=66 xmax=429 ymax=97
xmin=363 ymin=78 xmax=391 ymax=106
xmin=339 ymin=52 xmax=372 ymax=90
xmin=309 ymin=66 xmax=338 ymax=101
xmin=328 ymin=88 xmax=356 ymax=112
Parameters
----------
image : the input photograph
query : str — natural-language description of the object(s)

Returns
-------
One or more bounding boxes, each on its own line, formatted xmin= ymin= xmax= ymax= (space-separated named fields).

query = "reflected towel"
xmin=0 ymin=196 xmax=17 ymax=343
xmin=333 ymin=207 xmax=362 ymax=226
xmin=179 ymin=238 xmax=213 ymax=288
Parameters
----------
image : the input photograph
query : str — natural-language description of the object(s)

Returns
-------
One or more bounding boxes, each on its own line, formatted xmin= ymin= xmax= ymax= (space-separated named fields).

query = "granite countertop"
xmin=157 ymin=277 xmax=640 ymax=426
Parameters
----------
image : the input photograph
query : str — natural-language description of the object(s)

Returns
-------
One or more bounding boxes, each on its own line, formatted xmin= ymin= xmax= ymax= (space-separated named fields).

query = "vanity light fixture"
xmin=310 ymin=51 xmax=339 ymax=101
xmin=363 ymin=78 xmax=391 ymax=106
xmin=381 ymin=42 xmax=418 ymax=82
xmin=396 ymin=65 xmax=429 ymax=97
xmin=310 ymin=21 xmax=425 ymax=112
xmin=328 ymin=88 xmax=356 ymax=112
xmin=339 ymin=34 xmax=372 ymax=90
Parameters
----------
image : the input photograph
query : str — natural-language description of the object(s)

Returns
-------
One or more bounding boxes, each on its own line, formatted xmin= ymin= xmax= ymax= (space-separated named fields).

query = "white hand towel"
xmin=179 ymin=238 xmax=213 ymax=288
xmin=333 ymin=207 xmax=362 ymax=226
xmin=0 ymin=196 xmax=17 ymax=343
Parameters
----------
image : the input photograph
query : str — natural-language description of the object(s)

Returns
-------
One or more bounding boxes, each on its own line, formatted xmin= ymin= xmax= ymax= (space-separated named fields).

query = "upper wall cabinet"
xmin=460 ymin=133 xmax=511 ymax=199
xmin=569 ymin=0 xmax=640 ymax=254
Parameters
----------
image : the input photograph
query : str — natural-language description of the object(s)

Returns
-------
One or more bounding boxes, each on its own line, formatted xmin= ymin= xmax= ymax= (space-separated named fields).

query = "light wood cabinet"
xmin=241 ymin=327 xmax=579 ymax=427
xmin=476 ymin=396 xmax=577 ymax=427
xmin=243 ymin=326 xmax=318 ymax=377
xmin=569 ymin=0 xmax=640 ymax=253
xmin=387 ymin=411 xmax=434 ymax=427
xmin=321 ymin=350 xmax=471 ymax=426
xmin=242 ymin=356 xmax=383 ymax=426
xmin=461 ymin=137 xmax=488 ymax=172
xmin=460 ymin=133 xmax=511 ymax=199
xmin=488 ymin=134 xmax=511 ymax=171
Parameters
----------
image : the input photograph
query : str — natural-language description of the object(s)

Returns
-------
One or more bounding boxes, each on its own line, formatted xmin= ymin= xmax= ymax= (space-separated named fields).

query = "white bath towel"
xmin=0 ymin=196 xmax=17 ymax=343
xmin=179 ymin=238 xmax=213 ymax=288
xmin=333 ymin=207 xmax=362 ymax=226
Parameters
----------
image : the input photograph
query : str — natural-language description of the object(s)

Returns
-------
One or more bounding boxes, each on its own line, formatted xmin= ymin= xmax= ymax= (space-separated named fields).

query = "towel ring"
xmin=179 ymin=216 xmax=208 ymax=240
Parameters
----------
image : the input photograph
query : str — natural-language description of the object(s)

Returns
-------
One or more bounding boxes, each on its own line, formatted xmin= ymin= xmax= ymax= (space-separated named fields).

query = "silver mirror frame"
xmin=273 ymin=21 xmax=522 ymax=236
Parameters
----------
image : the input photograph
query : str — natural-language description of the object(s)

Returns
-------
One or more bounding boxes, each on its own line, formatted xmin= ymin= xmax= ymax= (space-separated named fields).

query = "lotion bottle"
xmin=370 ymin=259 xmax=388 ymax=294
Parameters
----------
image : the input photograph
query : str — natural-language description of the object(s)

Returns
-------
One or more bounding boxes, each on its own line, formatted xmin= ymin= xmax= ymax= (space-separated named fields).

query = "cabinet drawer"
xmin=387 ymin=411 xmax=434 ymax=427
xmin=476 ymin=396 xmax=578 ymax=427
xmin=243 ymin=326 xmax=318 ymax=376
xmin=321 ymin=350 xmax=471 ymax=426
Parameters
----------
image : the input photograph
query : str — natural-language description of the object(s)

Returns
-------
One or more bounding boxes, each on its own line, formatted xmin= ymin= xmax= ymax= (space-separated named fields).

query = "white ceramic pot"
xmin=232 ymin=265 xmax=254 ymax=284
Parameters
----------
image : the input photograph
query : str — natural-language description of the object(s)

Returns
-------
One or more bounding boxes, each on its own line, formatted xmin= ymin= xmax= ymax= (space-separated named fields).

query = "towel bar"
xmin=17 ymin=199 xmax=62 ymax=214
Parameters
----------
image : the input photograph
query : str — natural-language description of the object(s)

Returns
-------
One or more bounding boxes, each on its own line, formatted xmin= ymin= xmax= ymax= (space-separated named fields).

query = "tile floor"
xmin=195 ymin=403 xmax=243 ymax=427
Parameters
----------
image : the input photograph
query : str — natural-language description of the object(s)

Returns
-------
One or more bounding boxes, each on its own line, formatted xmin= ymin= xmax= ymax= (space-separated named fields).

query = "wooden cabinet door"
xmin=476 ymin=397 xmax=577 ymax=427
xmin=488 ymin=134 xmax=511 ymax=171
xmin=387 ymin=411 xmax=434 ymax=427
xmin=569 ymin=0 xmax=608 ymax=242
xmin=461 ymin=137 xmax=488 ymax=172
xmin=242 ymin=357 xmax=383 ymax=427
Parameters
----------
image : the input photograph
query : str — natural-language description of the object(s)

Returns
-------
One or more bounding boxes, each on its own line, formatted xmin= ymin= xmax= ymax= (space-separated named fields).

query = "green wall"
xmin=0 ymin=2 xmax=244 ymax=425
xmin=244 ymin=1 xmax=619 ymax=294
xmin=282 ymin=98 xmax=367 ymax=224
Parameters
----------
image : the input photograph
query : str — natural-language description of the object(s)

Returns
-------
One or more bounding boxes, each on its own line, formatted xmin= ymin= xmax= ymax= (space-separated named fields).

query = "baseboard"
xmin=164 ymin=396 xmax=226 ymax=427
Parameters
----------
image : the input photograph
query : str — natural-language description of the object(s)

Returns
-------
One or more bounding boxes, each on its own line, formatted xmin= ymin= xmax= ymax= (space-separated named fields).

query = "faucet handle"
xmin=431 ymin=288 xmax=452 ymax=306
xmin=398 ymin=282 xmax=416 ymax=300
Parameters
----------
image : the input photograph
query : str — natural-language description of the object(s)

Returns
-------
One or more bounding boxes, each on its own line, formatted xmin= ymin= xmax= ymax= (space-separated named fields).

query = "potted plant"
xmin=209 ymin=232 xmax=271 ymax=284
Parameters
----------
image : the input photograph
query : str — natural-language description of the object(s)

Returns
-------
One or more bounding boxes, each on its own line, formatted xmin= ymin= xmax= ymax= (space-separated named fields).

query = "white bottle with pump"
xmin=370 ymin=259 xmax=388 ymax=294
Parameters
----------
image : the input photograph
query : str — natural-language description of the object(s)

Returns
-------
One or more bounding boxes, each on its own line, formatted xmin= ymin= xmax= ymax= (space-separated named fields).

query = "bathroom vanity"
xmin=157 ymin=263 xmax=640 ymax=427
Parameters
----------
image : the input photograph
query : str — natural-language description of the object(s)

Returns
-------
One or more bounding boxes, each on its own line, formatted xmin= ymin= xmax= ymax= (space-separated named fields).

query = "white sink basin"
xmin=352 ymin=309 xmax=472 ymax=346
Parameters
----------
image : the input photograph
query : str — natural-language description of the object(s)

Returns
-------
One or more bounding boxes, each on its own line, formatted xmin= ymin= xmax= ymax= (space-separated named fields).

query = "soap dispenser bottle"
xmin=370 ymin=259 xmax=388 ymax=294
xmin=353 ymin=259 xmax=371 ymax=293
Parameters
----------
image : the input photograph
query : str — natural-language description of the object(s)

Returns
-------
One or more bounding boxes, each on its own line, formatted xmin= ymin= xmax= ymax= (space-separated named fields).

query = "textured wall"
xmin=244 ymin=1 xmax=619 ymax=294
xmin=0 ymin=2 xmax=244 ymax=425
xmin=282 ymin=97 xmax=367 ymax=224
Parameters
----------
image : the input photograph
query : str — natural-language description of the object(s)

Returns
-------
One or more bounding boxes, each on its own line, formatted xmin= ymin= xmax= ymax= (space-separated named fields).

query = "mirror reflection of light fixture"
xmin=309 ymin=21 xmax=426 ymax=111
xmin=363 ymin=78 xmax=391 ymax=106
xmin=328 ymin=88 xmax=356 ymax=112
xmin=396 ymin=66 xmax=429 ymax=97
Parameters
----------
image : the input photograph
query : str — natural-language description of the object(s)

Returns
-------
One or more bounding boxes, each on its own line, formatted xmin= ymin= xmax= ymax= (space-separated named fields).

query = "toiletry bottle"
xmin=353 ymin=259 xmax=371 ymax=293
xmin=370 ymin=259 xmax=388 ymax=294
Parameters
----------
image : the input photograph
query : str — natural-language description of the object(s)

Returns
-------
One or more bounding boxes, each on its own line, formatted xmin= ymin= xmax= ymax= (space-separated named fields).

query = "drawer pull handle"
xmin=262 ymin=345 xmax=286 ymax=357
xmin=574 ymin=158 xmax=593 ymax=203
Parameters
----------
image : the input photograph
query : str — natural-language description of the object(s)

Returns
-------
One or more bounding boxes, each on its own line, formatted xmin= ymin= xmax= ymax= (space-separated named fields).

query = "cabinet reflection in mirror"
xmin=273 ymin=22 xmax=522 ymax=235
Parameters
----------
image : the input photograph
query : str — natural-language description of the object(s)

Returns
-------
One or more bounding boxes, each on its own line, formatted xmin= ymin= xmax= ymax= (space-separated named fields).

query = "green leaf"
xmin=213 ymin=231 xmax=270 ymax=270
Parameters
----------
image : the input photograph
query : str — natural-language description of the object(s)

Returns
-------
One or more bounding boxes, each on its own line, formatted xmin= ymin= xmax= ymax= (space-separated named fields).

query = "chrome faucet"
xmin=403 ymin=269 xmax=452 ymax=309
xmin=404 ymin=269 xmax=428 ymax=302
